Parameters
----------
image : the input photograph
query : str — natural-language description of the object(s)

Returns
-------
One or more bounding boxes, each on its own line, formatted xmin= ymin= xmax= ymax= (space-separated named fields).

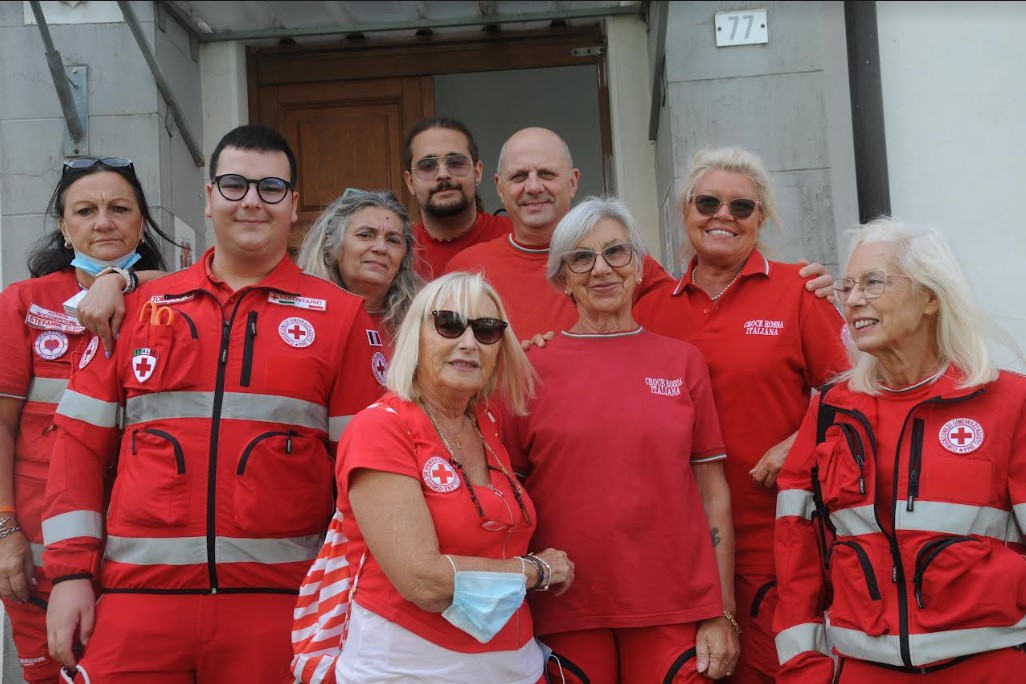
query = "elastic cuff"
xmin=52 ymin=573 xmax=92 ymax=585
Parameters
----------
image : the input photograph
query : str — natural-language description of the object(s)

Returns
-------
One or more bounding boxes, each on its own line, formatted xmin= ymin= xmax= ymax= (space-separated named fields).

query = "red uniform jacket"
xmin=43 ymin=250 xmax=383 ymax=594
xmin=774 ymin=369 xmax=1026 ymax=681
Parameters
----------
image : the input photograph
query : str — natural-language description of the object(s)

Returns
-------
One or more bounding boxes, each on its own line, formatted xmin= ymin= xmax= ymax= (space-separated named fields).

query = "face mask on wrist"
xmin=440 ymin=555 xmax=526 ymax=643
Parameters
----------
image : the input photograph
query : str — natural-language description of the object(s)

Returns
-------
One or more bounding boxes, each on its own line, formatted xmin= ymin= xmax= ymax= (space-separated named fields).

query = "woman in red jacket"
xmin=774 ymin=217 xmax=1026 ymax=683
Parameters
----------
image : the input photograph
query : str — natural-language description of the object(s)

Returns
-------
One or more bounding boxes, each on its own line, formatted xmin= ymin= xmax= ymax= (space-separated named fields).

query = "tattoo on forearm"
xmin=711 ymin=527 xmax=721 ymax=547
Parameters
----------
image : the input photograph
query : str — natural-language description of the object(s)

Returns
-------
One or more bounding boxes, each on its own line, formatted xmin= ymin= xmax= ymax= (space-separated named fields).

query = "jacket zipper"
xmin=236 ymin=430 xmax=295 ymax=475
xmin=912 ymin=536 xmax=973 ymax=609
xmin=240 ymin=311 xmax=258 ymax=387
xmin=906 ymin=419 xmax=924 ymax=511
xmin=837 ymin=423 xmax=867 ymax=495
xmin=833 ymin=540 xmax=882 ymax=600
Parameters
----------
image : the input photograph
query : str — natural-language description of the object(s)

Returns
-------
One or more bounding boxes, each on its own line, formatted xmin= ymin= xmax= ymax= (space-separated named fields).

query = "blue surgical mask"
xmin=440 ymin=556 xmax=526 ymax=643
xmin=70 ymin=249 xmax=141 ymax=277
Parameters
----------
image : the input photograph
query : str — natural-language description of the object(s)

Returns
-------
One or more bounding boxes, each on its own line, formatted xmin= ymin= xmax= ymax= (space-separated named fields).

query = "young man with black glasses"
xmin=403 ymin=118 xmax=512 ymax=280
xmin=43 ymin=124 xmax=383 ymax=683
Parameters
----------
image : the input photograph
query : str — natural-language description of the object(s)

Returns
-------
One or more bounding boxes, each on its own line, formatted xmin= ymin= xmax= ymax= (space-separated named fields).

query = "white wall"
xmin=876 ymin=1 xmax=1026 ymax=370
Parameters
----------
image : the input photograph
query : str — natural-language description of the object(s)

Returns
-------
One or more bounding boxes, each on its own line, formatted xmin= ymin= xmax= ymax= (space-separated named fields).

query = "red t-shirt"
xmin=634 ymin=250 xmax=849 ymax=573
xmin=338 ymin=393 xmax=538 ymax=653
xmin=413 ymin=212 xmax=512 ymax=280
xmin=444 ymin=234 xmax=673 ymax=341
xmin=503 ymin=329 xmax=725 ymax=635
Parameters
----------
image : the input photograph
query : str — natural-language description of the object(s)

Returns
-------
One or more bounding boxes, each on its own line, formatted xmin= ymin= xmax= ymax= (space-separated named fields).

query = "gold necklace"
xmin=423 ymin=405 xmax=470 ymax=452
xmin=693 ymin=264 xmax=744 ymax=302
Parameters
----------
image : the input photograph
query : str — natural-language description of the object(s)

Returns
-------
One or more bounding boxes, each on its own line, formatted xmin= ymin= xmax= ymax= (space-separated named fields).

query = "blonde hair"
xmin=385 ymin=272 xmax=536 ymax=415
xmin=838 ymin=217 xmax=997 ymax=394
xmin=676 ymin=146 xmax=782 ymax=264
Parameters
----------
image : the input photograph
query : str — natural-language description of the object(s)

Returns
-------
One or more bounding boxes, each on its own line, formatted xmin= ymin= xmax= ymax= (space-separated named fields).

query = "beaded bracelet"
xmin=519 ymin=554 xmax=545 ymax=590
xmin=529 ymin=553 xmax=553 ymax=592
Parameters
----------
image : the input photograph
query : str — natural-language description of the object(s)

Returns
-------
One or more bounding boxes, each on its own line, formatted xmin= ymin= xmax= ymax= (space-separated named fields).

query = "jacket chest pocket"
xmin=110 ymin=428 xmax=191 ymax=528
xmin=123 ymin=306 xmax=202 ymax=393
xmin=233 ymin=431 xmax=334 ymax=537
xmin=816 ymin=423 xmax=870 ymax=508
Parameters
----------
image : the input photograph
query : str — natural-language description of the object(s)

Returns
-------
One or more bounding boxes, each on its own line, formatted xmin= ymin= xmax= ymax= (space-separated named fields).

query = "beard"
xmin=423 ymin=184 xmax=471 ymax=219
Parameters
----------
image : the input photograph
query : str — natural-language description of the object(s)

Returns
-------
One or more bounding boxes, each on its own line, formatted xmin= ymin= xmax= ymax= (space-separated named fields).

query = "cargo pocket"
xmin=816 ymin=424 xmax=869 ymax=508
xmin=110 ymin=428 xmax=190 ymax=527
xmin=827 ymin=540 xmax=886 ymax=635
xmin=233 ymin=430 xmax=334 ymax=536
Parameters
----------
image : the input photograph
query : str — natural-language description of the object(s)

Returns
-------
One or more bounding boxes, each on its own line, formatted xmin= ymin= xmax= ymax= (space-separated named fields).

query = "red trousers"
xmin=543 ymin=623 xmax=701 ymax=684
xmin=836 ymin=646 xmax=1026 ymax=683
xmin=4 ymin=473 xmax=62 ymax=683
xmin=60 ymin=593 xmax=297 ymax=683
xmin=724 ymin=573 xmax=779 ymax=684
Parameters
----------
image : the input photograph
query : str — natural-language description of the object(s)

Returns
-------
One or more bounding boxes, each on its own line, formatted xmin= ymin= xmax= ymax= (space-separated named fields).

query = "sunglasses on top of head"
xmin=431 ymin=310 xmax=508 ymax=345
xmin=692 ymin=194 xmax=761 ymax=220
xmin=62 ymin=157 xmax=135 ymax=179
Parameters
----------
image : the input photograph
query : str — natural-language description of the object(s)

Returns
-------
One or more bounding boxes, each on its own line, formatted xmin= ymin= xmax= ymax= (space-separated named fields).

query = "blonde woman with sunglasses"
xmin=633 ymin=147 xmax=850 ymax=683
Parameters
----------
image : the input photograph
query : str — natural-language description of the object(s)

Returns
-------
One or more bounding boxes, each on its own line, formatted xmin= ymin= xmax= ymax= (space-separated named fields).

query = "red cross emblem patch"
xmin=132 ymin=347 xmax=159 ymax=383
xmin=371 ymin=351 xmax=388 ymax=385
xmin=34 ymin=331 xmax=69 ymax=360
xmin=422 ymin=456 xmax=460 ymax=493
xmin=938 ymin=417 xmax=984 ymax=454
xmin=80 ymin=336 xmax=100 ymax=369
xmin=278 ymin=317 xmax=315 ymax=348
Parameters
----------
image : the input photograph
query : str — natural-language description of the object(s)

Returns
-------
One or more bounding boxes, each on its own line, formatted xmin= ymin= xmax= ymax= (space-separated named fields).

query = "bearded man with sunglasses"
xmin=43 ymin=125 xmax=383 ymax=683
xmin=633 ymin=147 xmax=849 ymax=684
xmin=403 ymin=118 xmax=512 ymax=280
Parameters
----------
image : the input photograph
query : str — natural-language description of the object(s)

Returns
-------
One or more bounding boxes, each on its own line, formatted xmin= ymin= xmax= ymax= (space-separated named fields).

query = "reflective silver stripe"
xmin=1014 ymin=503 xmax=1026 ymax=535
xmin=42 ymin=510 xmax=104 ymax=544
xmin=894 ymin=501 xmax=1023 ymax=544
xmin=775 ymin=622 xmax=829 ymax=665
xmin=27 ymin=377 xmax=68 ymax=404
xmin=328 ymin=414 xmax=353 ymax=442
xmin=827 ymin=614 xmax=1026 ymax=667
xmin=56 ymin=390 xmax=120 ymax=429
xmin=105 ymin=534 xmax=323 ymax=566
xmin=830 ymin=505 xmax=880 ymax=537
xmin=31 ymin=543 xmax=44 ymax=568
xmin=126 ymin=391 xmax=327 ymax=432
xmin=776 ymin=489 xmax=816 ymax=520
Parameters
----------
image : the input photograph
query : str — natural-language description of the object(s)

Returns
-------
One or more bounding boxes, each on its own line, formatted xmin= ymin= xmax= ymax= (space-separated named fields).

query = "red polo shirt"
xmin=413 ymin=212 xmax=512 ymax=280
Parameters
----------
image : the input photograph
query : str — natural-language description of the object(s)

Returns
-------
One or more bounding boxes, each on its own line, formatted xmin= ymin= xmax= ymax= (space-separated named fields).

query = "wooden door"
xmin=252 ymin=76 xmax=433 ymax=250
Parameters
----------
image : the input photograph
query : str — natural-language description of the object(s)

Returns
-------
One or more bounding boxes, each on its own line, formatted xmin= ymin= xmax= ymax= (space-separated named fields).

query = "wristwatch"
xmin=95 ymin=266 xmax=138 ymax=294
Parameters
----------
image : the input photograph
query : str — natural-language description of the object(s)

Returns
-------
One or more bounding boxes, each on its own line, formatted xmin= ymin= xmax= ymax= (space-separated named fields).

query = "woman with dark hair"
xmin=296 ymin=188 xmax=424 ymax=352
xmin=0 ymin=156 xmax=171 ymax=683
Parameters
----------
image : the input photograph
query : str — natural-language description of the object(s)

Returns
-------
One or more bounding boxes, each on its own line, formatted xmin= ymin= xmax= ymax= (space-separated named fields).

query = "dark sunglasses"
xmin=411 ymin=154 xmax=472 ymax=180
xmin=62 ymin=157 xmax=135 ymax=179
xmin=431 ymin=310 xmax=507 ymax=345
xmin=692 ymin=194 xmax=761 ymax=220
xmin=213 ymin=174 xmax=292 ymax=204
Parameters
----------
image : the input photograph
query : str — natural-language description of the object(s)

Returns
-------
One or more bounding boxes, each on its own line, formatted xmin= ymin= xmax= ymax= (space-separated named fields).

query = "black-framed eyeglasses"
xmin=832 ymin=270 xmax=914 ymax=300
xmin=692 ymin=194 xmax=761 ymax=220
xmin=563 ymin=241 xmax=635 ymax=274
xmin=431 ymin=310 xmax=507 ymax=345
xmin=411 ymin=154 xmax=472 ymax=180
xmin=213 ymin=174 xmax=292 ymax=204
xmin=62 ymin=157 xmax=135 ymax=180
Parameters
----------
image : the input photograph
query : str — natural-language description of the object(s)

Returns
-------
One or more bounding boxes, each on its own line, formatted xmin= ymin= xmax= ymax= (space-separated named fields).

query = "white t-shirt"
xmin=337 ymin=602 xmax=545 ymax=683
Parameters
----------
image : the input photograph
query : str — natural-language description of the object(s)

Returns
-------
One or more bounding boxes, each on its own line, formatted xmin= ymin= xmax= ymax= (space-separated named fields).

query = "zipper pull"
xmin=892 ymin=565 xmax=897 ymax=583
xmin=131 ymin=429 xmax=137 ymax=455
xmin=220 ymin=321 xmax=230 ymax=364
xmin=915 ymin=586 xmax=925 ymax=609
xmin=286 ymin=433 xmax=293 ymax=454
xmin=907 ymin=469 xmax=919 ymax=512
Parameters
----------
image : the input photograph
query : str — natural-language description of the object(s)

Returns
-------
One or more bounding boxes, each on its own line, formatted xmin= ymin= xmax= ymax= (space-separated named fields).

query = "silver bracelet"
xmin=529 ymin=553 xmax=553 ymax=591
xmin=0 ymin=524 xmax=21 ymax=540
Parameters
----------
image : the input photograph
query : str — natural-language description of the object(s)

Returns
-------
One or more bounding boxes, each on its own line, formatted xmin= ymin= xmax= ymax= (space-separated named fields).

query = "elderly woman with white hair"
xmin=774 ymin=218 xmax=1026 ymax=683
xmin=504 ymin=196 xmax=739 ymax=682
xmin=296 ymin=271 xmax=574 ymax=684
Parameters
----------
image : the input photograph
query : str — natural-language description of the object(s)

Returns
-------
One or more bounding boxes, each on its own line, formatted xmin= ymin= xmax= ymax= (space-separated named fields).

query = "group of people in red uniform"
xmin=1 ymin=116 xmax=1023 ymax=684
